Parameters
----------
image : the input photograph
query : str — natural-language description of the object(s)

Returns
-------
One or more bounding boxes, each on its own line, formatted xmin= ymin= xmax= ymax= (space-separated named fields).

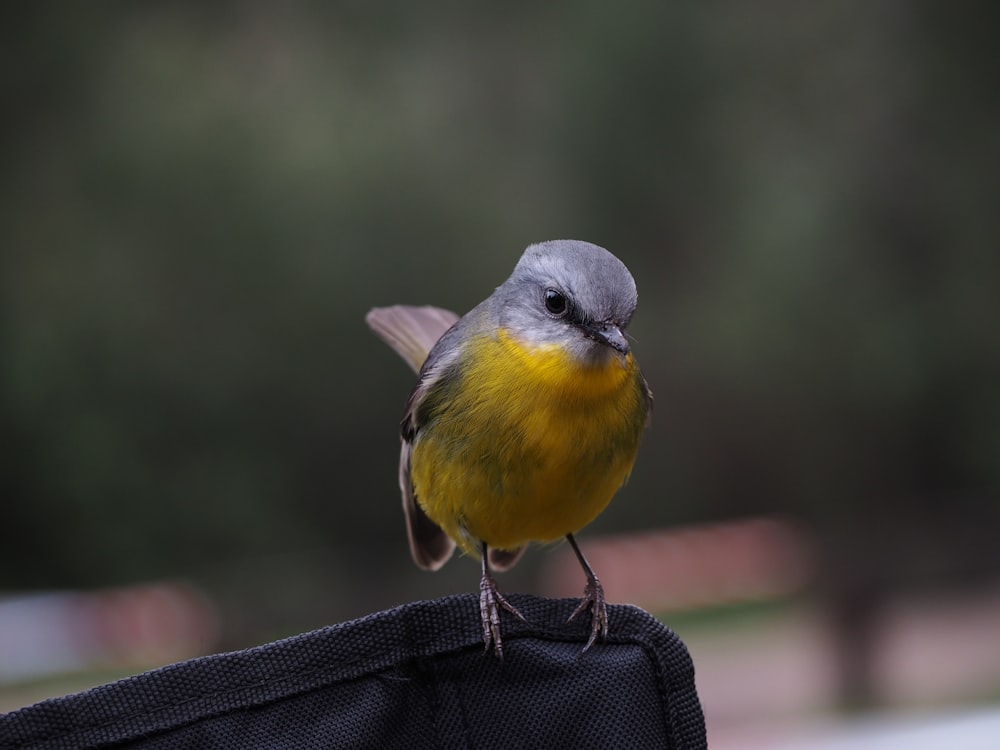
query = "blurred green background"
xmin=2 ymin=1 xmax=998 ymax=723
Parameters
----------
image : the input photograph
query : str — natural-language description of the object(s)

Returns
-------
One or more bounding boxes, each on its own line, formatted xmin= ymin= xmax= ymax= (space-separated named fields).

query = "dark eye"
xmin=544 ymin=288 xmax=568 ymax=316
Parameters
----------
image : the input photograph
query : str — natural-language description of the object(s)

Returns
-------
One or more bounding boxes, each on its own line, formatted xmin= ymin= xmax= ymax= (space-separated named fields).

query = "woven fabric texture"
xmin=1 ymin=594 xmax=706 ymax=749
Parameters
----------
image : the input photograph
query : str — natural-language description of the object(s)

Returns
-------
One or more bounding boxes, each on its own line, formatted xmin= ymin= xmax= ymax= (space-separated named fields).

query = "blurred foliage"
xmin=2 ymin=3 xmax=998 ymax=641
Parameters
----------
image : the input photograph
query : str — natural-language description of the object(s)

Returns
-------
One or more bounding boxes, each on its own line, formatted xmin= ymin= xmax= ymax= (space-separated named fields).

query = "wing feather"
xmin=488 ymin=546 xmax=526 ymax=572
xmin=367 ymin=304 xmax=465 ymax=569
xmin=398 ymin=438 xmax=456 ymax=570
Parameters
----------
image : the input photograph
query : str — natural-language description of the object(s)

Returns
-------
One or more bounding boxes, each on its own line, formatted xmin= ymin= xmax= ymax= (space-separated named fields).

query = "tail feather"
xmin=365 ymin=305 xmax=460 ymax=373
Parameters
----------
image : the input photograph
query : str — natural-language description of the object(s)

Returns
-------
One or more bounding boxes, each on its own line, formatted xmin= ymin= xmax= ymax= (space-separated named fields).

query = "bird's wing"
xmin=398 ymin=437 xmax=457 ymax=570
xmin=368 ymin=305 xmax=465 ymax=570
xmin=396 ymin=350 xmax=465 ymax=570
xmin=488 ymin=545 xmax=526 ymax=572
xmin=641 ymin=371 xmax=654 ymax=428
xmin=365 ymin=305 xmax=460 ymax=374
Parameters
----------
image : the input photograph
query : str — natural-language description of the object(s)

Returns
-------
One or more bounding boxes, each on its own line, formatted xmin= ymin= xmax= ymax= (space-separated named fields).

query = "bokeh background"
xmin=3 ymin=3 xmax=998 ymax=744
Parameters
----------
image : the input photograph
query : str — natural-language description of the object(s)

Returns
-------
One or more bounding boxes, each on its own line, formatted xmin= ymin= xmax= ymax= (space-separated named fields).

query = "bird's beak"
xmin=590 ymin=323 xmax=630 ymax=354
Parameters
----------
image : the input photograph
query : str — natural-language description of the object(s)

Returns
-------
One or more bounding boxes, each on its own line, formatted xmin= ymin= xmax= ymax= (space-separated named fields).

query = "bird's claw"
xmin=568 ymin=574 xmax=609 ymax=652
xmin=480 ymin=570 xmax=525 ymax=659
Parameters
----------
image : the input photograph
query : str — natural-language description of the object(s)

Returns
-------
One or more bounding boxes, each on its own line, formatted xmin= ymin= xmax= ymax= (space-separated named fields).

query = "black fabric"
xmin=0 ymin=594 xmax=706 ymax=749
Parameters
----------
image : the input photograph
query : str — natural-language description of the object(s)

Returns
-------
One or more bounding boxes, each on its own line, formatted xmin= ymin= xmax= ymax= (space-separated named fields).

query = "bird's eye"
xmin=544 ymin=288 xmax=568 ymax=316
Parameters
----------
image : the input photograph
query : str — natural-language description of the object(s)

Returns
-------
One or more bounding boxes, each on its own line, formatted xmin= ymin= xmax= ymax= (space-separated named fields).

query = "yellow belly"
xmin=410 ymin=329 xmax=648 ymax=555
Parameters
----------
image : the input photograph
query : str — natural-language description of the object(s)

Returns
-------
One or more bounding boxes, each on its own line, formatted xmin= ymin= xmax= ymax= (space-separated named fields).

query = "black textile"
xmin=1 ymin=594 xmax=706 ymax=749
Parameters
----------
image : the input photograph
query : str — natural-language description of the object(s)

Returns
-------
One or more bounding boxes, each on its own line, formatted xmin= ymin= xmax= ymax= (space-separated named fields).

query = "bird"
xmin=366 ymin=239 xmax=652 ymax=657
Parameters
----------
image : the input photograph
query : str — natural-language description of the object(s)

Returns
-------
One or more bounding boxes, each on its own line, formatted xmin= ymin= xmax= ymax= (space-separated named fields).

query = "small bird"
xmin=366 ymin=240 xmax=652 ymax=657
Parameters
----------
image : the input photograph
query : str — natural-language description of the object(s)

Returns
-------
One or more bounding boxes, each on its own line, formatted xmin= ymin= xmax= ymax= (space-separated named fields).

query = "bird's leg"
xmin=566 ymin=533 xmax=609 ymax=651
xmin=479 ymin=541 xmax=526 ymax=659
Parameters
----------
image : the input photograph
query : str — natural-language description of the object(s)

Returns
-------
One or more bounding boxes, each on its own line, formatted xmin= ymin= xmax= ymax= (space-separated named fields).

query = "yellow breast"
xmin=410 ymin=329 xmax=648 ymax=555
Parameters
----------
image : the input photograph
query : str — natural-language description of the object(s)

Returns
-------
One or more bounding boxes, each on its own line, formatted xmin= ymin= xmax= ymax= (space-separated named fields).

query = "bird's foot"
xmin=568 ymin=573 xmax=609 ymax=652
xmin=479 ymin=569 xmax=526 ymax=659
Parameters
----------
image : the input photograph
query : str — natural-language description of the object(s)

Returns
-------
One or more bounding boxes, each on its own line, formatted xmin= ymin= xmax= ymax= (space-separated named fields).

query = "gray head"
xmin=494 ymin=240 xmax=639 ymax=364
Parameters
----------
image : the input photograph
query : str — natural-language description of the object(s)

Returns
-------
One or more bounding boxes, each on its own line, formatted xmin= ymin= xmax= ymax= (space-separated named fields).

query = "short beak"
xmin=590 ymin=322 xmax=630 ymax=354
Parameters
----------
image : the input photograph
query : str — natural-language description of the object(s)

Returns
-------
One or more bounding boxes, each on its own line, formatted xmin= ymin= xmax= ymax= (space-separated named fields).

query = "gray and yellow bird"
xmin=367 ymin=239 xmax=652 ymax=656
